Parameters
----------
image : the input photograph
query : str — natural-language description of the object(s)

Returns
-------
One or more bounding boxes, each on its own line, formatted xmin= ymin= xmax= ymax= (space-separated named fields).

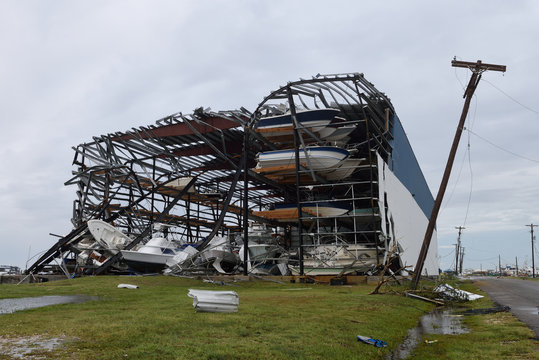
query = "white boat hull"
xmin=257 ymin=146 xmax=349 ymax=170
xmin=121 ymin=250 xmax=174 ymax=273
xmin=322 ymin=158 xmax=363 ymax=180
xmin=88 ymin=220 xmax=132 ymax=251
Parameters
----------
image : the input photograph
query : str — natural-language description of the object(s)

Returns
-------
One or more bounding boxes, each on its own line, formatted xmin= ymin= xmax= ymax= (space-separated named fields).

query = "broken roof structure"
xmin=27 ymin=73 xmax=438 ymax=278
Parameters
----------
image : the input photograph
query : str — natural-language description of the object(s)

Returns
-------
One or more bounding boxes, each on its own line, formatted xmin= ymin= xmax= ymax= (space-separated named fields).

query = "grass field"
xmin=0 ymin=276 xmax=537 ymax=359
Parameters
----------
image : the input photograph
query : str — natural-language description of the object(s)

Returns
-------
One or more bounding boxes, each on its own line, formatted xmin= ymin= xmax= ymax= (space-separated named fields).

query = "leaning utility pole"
xmin=459 ymin=246 xmax=465 ymax=274
xmin=455 ymin=226 xmax=465 ymax=275
xmin=526 ymin=223 xmax=537 ymax=278
xmin=411 ymin=59 xmax=506 ymax=289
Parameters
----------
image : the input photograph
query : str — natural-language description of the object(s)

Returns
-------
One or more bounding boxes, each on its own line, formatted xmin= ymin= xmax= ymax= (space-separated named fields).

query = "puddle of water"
xmin=419 ymin=310 xmax=468 ymax=335
xmin=388 ymin=309 xmax=468 ymax=359
xmin=0 ymin=335 xmax=67 ymax=359
xmin=512 ymin=306 xmax=539 ymax=315
xmin=0 ymin=295 xmax=98 ymax=314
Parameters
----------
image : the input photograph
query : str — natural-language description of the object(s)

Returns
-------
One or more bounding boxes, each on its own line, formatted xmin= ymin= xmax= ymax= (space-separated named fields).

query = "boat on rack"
xmin=253 ymin=156 xmax=363 ymax=184
xmin=256 ymin=146 xmax=349 ymax=170
xmin=253 ymin=202 xmax=350 ymax=222
xmin=276 ymin=202 xmax=350 ymax=217
xmin=322 ymin=158 xmax=363 ymax=180
xmin=256 ymin=108 xmax=340 ymax=130
xmin=317 ymin=124 xmax=356 ymax=142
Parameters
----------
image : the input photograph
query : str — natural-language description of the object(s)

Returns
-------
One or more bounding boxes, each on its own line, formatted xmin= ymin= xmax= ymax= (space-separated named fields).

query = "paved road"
xmin=473 ymin=277 xmax=539 ymax=338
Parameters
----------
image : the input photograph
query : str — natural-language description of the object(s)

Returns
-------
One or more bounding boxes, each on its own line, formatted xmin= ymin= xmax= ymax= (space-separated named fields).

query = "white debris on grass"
xmin=434 ymin=283 xmax=484 ymax=301
xmin=187 ymin=289 xmax=239 ymax=313
xmin=117 ymin=283 xmax=139 ymax=289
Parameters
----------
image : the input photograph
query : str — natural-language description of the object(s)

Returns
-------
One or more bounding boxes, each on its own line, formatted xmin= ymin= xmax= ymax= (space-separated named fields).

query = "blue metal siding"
xmin=388 ymin=114 xmax=435 ymax=219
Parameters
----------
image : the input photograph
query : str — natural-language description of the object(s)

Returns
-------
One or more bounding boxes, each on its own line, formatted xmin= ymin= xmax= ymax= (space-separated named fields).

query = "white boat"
xmin=275 ymin=202 xmax=350 ymax=217
xmin=87 ymin=220 xmax=132 ymax=252
xmin=322 ymin=158 xmax=363 ymax=181
xmin=256 ymin=108 xmax=340 ymax=130
xmin=318 ymin=125 xmax=356 ymax=141
xmin=121 ymin=237 xmax=183 ymax=273
xmin=256 ymin=146 xmax=349 ymax=170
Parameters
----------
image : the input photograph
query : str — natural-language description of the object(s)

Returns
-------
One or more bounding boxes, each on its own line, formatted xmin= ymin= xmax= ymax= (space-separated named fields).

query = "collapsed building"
xmin=27 ymin=73 xmax=438 ymax=278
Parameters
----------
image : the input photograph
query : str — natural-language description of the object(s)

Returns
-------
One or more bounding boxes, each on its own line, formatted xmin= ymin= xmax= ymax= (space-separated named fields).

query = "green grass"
xmin=0 ymin=276 xmax=432 ymax=359
xmin=0 ymin=277 xmax=537 ymax=359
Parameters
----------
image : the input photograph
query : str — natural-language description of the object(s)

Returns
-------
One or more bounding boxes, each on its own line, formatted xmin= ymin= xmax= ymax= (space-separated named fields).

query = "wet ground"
xmin=0 ymin=335 xmax=70 ymax=359
xmin=388 ymin=309 xmax=468 ymax=359
xmin=473 ymin=277 xmax=539 ymax=338
xmin=0 ymin=295 xmax=97 ymax=358
xmin=0 ymin=295 xmax=98 ymax=314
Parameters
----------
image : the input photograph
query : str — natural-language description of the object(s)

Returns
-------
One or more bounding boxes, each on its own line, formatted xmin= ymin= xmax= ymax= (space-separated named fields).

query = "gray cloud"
xmin=1 ymin=1 xmax=538 ymax=270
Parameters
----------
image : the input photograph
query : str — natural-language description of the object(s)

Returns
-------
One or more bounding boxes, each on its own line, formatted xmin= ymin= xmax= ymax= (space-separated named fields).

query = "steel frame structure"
xmin=28 ymin=73 xmax=397 ymax=276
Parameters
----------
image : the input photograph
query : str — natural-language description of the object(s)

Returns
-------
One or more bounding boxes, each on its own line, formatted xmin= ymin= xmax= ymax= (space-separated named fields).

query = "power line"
xmin=483 ymin=79 xmax=539 ymax=117
xmin=462 ymin=133 xmax=473 ymax=227
xmin=439 ymin=248 xmax=456 ymax=258
xmin=466 ymin=128 xmax=539 ymax=163
xmin=441 ymin=146 xmax=468 ymax=212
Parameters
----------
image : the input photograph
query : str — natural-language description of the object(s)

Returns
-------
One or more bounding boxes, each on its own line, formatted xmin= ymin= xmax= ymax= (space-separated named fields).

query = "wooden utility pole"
xmin=411 ymin=59 xmax=506 ymax=289
xmin=455 ymin=243 xmax=459 ymax=274
xmin=459 ymin=246 xmax=465 ymax=274
xmin=516 ymin=256 xmax=519 ymax=277
xmin=526 ymin=223 xmax=537 ymax=278
xmin=455 ymin=226 xmax=465 ymax=274
xmin=499 ymin=255 xmax=502 ymax=277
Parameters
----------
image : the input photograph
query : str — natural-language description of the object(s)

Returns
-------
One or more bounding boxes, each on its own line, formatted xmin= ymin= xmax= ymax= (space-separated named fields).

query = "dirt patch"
xmin=484 ymin=313 xmax=512 ymax=326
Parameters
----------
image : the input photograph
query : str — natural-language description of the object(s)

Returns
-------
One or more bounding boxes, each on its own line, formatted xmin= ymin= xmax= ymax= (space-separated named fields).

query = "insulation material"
xmin=377 ymin=153 xmax=439 ymax=275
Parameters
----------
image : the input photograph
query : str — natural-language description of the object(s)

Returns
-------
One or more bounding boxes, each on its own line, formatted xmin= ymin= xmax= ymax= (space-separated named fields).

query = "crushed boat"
xmin=290 ymin=243 xmax=379 ymax=275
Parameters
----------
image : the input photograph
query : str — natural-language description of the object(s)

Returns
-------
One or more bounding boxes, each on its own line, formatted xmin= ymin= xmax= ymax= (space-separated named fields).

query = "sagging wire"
xmin=441 ymin=143 xmax=468 ymax=212
xmin=439 ymin=247 xmax=455 ymax=258
xmin=462 ymin=127 xmax=473 ymax=227
xmin=483 ymin=78 xmax=539 ymax=117
xmin=460 ymin=87 xmax=477 ymax=227
xmin=466 ymin=128 xmax=539 ymax=163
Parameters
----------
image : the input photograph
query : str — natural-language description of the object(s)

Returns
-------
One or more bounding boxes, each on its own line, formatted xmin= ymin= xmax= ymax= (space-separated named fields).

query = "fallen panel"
xmin=187 ymin=289 xmax=239 ymax=313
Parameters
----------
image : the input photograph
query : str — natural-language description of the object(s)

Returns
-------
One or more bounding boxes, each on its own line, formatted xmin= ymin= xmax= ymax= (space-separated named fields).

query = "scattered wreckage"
xmin=85 ymin=220 xmax=292 ymax=276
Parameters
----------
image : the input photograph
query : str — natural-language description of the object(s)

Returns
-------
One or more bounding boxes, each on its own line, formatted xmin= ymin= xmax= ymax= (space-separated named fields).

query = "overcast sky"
xmin=1 ymin=1 xmax=538 ymax=272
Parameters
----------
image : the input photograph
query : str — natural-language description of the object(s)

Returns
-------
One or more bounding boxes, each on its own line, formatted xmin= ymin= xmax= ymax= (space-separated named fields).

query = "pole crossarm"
xmin=451 ymin=59 xmax=507 ymax=73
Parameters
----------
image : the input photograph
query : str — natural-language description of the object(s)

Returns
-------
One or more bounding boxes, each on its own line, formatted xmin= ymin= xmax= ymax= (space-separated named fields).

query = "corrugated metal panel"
xmin=187 ymin=289 xmax=239 ymax=313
